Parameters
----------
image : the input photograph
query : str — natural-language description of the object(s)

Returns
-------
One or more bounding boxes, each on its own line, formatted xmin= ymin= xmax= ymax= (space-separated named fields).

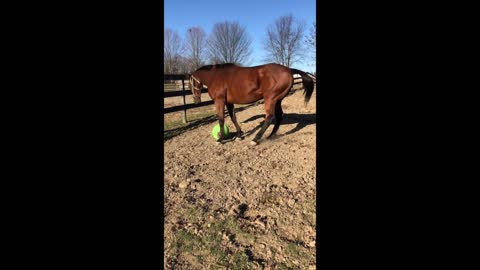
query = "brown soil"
xmin=164 ymin=89 xmax=316 ymax=269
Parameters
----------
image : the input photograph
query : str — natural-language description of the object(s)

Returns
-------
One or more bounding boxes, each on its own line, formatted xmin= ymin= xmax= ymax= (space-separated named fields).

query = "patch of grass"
xmin=164 ymin=118 xmax=187 ymax=131
xmin=210 ymin=216 xmax=242 ymax=234
xmin=209 ymin=246 xmax=228 ymax=265
xmin=231 ymin=251 xmax=250 ymax=270
xmin=236 ymin=232 xmax=255 ymax=246
xmin=173 ymin=230 xmax=198 ymax=253
xmin=170 ymin=215 xmax=261 ymax=269
xmin=185 ymin=206 xmax=197 ymax=223
xmin=204 ymin=216 xmax=257 ymax=268
xmin=286 ymin=242 xmax=301 ymax=257
xmin=203 ymin=228 xmax=223 ymax=245
xmin=188 ymin=110 xmax=216 ymax=122
xmin=164 ymin=109 xmax=216 ymax=131
xmin=283 ymin=241 xmax=316 ymax=267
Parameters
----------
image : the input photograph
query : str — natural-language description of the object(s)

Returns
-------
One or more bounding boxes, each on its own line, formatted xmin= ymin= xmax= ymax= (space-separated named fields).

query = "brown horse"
xmin=189 ymin=63 xmax=314 ymax=145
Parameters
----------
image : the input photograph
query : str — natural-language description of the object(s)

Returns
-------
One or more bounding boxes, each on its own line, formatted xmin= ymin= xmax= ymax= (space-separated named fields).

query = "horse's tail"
xmin=290 ymin=68 xmax=315 ymax=105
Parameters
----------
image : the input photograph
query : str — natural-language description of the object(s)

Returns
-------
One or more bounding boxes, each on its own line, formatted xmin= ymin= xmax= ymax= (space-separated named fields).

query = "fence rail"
xmin=164 ymin=88 xmax=208 ymax=98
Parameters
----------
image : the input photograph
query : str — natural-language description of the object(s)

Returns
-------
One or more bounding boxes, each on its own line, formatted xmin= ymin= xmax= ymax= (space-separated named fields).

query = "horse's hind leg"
xmin=251 ymin=100 xmax=274 ymax=145
xmin=226 ymin=103 xmax=243 ymax=140
xmin=267 ymin=99 xmax=283 ymax=139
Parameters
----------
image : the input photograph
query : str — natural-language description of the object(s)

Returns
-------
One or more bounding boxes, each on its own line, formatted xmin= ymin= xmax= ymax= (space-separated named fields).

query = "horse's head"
xmin=189 ymin=74 xmax=203 ymax=104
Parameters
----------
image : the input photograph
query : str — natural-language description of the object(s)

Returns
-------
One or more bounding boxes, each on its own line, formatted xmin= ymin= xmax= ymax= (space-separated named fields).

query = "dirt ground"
xmin=164 ymin=88 xmax=316 ymax=269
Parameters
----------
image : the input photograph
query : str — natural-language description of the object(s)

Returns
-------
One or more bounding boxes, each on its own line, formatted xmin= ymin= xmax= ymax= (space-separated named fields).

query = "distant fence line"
xmin=163 ymin=74 xmax=308 ymax=123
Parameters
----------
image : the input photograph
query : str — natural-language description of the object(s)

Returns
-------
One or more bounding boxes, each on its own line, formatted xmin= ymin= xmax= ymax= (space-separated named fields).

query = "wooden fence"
xmin=163 ymin=74 xmax=306 ymax=123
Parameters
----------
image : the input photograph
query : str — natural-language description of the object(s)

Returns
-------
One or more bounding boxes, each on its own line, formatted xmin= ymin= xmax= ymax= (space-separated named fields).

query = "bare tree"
xmin=207 ymin=21 xmax=252 ymax=65
xmin=164 ymin=28 xmax=184 ymax=74
xmin=175 ymin=56 xmax=185 ymax=75
xmin=185 ymin=27 xmax=207 ymax=72
xmin=263 ymin=14 xmax=306 ymax=67
xmin=306 ymin=22 xmax=316 ymax=63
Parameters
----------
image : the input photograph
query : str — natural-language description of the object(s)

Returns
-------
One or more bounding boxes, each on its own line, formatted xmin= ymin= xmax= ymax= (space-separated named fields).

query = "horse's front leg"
xmin=215 ymin=100 xmax=226 ymax=143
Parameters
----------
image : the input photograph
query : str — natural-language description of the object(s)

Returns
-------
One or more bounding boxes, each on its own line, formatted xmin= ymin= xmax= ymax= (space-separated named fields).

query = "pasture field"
xmin=164 ymin=87 xmax=316 ymax=269
xmin=164 ymin=83 xmax=178 ymax=91
xmin=163 ymin=84 xmax=216 ymax=132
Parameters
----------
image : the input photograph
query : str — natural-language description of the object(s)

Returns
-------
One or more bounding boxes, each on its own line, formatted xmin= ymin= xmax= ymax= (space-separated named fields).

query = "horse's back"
xmin=225 ymin=64 xmax=292 ymax=104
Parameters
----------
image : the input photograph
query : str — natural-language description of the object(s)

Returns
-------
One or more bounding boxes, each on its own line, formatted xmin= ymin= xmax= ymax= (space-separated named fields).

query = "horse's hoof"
xmin=249 ymin=141 xmax=258 ymax=146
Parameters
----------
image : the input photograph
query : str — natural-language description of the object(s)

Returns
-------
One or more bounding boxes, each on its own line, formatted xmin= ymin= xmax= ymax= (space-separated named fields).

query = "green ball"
xmin=212 ymin=124 xmax=229 ymax=140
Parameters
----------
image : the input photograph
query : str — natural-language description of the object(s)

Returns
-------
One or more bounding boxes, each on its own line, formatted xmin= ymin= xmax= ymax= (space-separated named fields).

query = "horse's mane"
xmin=196 ymin=63 xmax=238 ymax=71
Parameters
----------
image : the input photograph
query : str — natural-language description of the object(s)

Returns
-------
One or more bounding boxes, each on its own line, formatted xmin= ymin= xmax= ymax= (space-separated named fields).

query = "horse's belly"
xmin=227 ymin=91 xmax=262 ymax=104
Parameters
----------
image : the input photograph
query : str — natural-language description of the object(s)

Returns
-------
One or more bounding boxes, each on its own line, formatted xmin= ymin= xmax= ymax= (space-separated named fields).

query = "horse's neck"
xmin=198 ymin=70 xmax=215 ymax=85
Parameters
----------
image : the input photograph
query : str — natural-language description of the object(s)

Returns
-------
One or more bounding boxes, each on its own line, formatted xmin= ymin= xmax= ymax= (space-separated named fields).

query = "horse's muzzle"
xmin=193 ymin=96 xmax=201 ymax=104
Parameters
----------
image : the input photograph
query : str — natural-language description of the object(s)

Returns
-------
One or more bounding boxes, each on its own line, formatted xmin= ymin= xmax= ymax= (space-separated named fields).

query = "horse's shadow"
xmin=164 ymin=102 xmax=262 ymax=141
xmin=241 ymin=113 xmax=316 ymax=138
xmin=164 ymin=110 xmax=315 ymax=142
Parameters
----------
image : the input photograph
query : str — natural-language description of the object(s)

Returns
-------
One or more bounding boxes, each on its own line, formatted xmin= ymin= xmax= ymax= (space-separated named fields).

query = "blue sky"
xmin=164 ymin=0 xmax=316 ymax=72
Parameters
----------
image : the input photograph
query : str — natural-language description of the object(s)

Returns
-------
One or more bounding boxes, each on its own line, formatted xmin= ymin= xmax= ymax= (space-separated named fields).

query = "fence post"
xmin=182 ymin=78 xmax=187 ymax=123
